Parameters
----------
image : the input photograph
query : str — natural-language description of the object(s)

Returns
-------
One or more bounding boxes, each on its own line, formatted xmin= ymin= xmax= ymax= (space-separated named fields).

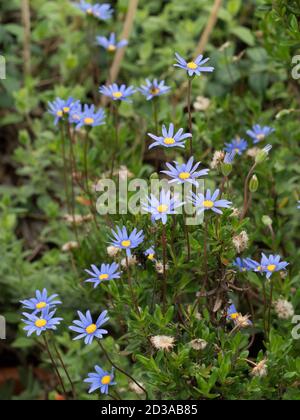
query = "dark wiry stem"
xmin=97 ymin=340 xmax=148 ymax=399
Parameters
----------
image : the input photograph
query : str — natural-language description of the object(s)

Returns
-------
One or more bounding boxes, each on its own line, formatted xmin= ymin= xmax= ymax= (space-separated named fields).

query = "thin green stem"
xmin=51 ymin=335 xmax=76 ymax=400
xmin=110 ymin=104 xmax=120 ymax=178
xmin=60 ymin=122 xmax=71 ymax=213
xmin=162 ymin=224 xmax=168 ymax=312
xmin=43 ymin=334 xmax=67 ymax=397
xmin=152 ymin=98 xmax=160 ymax=171
xmin=125 ymin=255 xmax=140 ymax=315
xmin=97 ymin=340 xmax=148 ymax=400
xmin=66 ymin=124 xmax=80 ymax=244
xmin=203 ymin=218 xmax=209 ymax=289
xmin=183 ymin=212 xmax=191 ymax=261
xmin=240 ymin=163 xmax=257 ymax=220
xmin=262 ymin=281 xmax=268 ymax=339
xmin=187 ymin=78 xmax=193 ymax=156
xmin=267 ymin=281 xmax=274 ymax=341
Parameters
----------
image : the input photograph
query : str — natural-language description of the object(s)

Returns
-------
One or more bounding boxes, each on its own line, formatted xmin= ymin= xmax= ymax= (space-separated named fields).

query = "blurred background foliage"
xmin=0 ymin=0 xmax=300 ymax=400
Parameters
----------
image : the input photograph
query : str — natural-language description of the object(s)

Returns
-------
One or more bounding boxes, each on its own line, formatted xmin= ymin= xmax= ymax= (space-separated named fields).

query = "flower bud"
xmin=249 ymin=174 xmax=259 ymax=192
xmin=221 ymin=163 xmax=233 ymax=177
xmin=255 ymin=144 xmax=272 ymax=164
xmin=262 ymin=215 xmax=273 ymax=227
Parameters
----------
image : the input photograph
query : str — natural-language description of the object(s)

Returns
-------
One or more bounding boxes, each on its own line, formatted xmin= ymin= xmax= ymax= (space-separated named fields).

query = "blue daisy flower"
xmin=224 ymin=138 xmax=248 ymax=155
xmin=109 ymin=226 xmax=144 ymax=257
xmin=20 ymin=289 xmax=61 ymax=314
xmin=96 ymin=33 xmax=128 ymax=52
xmin=189 ymin=189 xmax=232 ymax=215
xmin=224 ymin=151 xmax=236 ymax=164
xmin=246 ymin=124 xmax=275 ymax=144
xmin=145 ymin=247 xmax=156 ymax=261
xmin=138 ymin=79 xmax=171 ymax=101
xmin=75 ymin=104 xmax=105 ymax=130
xmin=226 ymin=304 xmax=252 ymax=326
xmin=148 ymin=123 xmax=192 ymax=150
xmin=226 ymin=304 xmax=240 ymax=322
xmin=22 ymin=307 xmax=63 ymax=337
xmin=161 ymin=156 xmax=209 ymax=187
xmin=48 ymin=97 xmax=79 ymax=125
xmin=84 ymin=263 xmax=121 ymax=288
xmin=92 ymin=3 xmax=113 ymax=20
xmin=233 ymin=258 xmax=250 ymax=273
xmin=76 ymin=1 xmax=113 ymax=21
xmin=69 ymin=101 xmax=82 ymax=124
xmin=99 ymin=83 xmax=136 ymax=102
xmin=143 ymin=190 xmax=184 ymax=225
xmin=260 ymin=253 xmax=289 ymax=280
xmin=84 ymin=366 xmax=116 ymax=394
xmin=69 ymin=310 xmax=109 ymax=345
xmin=174 ymin=53 xmax=215 ymax=77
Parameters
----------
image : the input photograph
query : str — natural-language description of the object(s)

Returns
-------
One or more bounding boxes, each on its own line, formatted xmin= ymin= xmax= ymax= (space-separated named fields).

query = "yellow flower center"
xmin=99 ymin=274 xmax=109 ymax=281
xmin=101 ymin=375 xmax=112 ymax=385
xmin=57 ymin=110 xmax=63 ymax=117
xmin=86 ymin=324 xmax=97 ymax=334
xmin=257 ymin=266 xmax=262 ymax=271
xmin=203 ymin=200 xmax=214 ymax=209
xmin=36 ymin=302 xmax=47 ymax=310
xmin=230 ymin=313 xmax=239 ymax=320
xmin=164 ymin=137 xmax=175 ymax=145
xmin=234 ymin=148 xmax=240 ymax=154
xmin=35 ymin=319 xmax=47 ymax=328
xmin=187 ymin=61 xmax=198 ymax=70
xmin=87 ymin=8 xmax=93 ymax=15
xmin=84 ymin=117 xmax=95 ymax=125
xmin=112 ymin=91 xmax=123 ymax=99
xmin=107 ymin=45 xmax=116 ymax=52
xmin=151 ymin=87 xmax=160 ymax=95
xmin=148 ymin=254 xmax=155 ymax=261
xmin=179 ymin=172 xmax=191 ymax=180
xmin=157 ymin=204 xmax=169 ymax=213
xmin=121 ymin=240 xmax=131 ymax=248
xmin=63 ymin=107 xmax=70 ymax=113
xmin=267 ymin=264 xmax=276 ymax=272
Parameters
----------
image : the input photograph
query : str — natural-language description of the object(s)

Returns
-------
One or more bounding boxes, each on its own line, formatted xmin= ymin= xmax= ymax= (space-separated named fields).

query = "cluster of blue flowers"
xmin=48 ymin=97 xmax=106 ymax=129
xmin=225 ymin=124 xmax=275 ymax=155
xmin=76 ymin=1 xmax=113 ymax=21
xmin=20 ymin=289 xmax=62 ymax=336
xmin=233 ymin=254 xmax=288 ymax=279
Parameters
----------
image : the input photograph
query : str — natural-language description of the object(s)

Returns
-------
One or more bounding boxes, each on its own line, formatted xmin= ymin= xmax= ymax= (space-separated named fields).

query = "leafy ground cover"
xmin=0 ymin=0 xmax=300 ymax=400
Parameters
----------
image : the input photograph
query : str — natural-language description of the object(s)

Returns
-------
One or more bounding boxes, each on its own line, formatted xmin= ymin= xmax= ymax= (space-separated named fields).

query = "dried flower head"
xmin=129 ymin=381 xmax=145 ymax=395
xmin=63 ymin=214 xmax=93 ymax=225
xmin=62 ymin=241 xmax=79 ymax=252
xmin=251 ymin=360 xmax=268 ymax=378
xmin=274 ymin=299 xmax=294 ymax=320
xmin=189 ymin=339 xmax=208 ymax=351
xmin=230 ymin=208 xmax=241 ymax=218
xmin=232 ymin=231 xmax=249 ymax=253
xmin=211 ymin=151 xmax=225 ymax=169
xmin=121 ymin=256 xmax=138 ymax=268
xmin=155 ymin=261 xmax=169 ymax=274
xmin=247 ymin=147 xmax=260 ymax=158
xmin=107 ymin=246 xmax=120 ymax=257
xmin=150 ymin=335 xmax=175 ymax=352
xmin=194 ymin=96 xmax=211 ymax=112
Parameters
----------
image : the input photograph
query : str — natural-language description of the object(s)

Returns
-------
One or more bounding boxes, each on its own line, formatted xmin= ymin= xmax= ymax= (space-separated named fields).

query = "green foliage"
xmin=0 ymin=0 xmax=300 ymax=401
